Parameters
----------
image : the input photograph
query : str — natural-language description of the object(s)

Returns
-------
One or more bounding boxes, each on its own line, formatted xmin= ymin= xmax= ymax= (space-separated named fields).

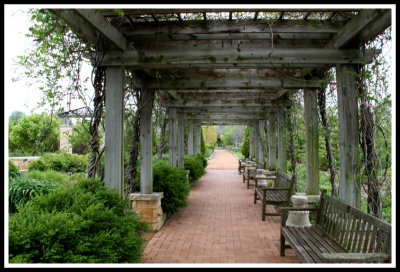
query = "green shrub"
xmin=184 ymin=154 xmax=205 ymax=183
xmin=25 ymin=170 xmax=69 ymax=184
xmin=28 ymin=153 xmax=88 ymax=173
xmin=8 ymin=176 xmax=58 ymax=214
xmin=134 ymin=159 xmax=191 ymax=215
xmin=152 ymin=160 xmax=191 ymax=214
xmin=195 ymin=152 xmax=208 ymax=169
xmin=8 ymin=160 xmax=20 ymax=178
xmin=9 ymin=178 xmax=149 ymax=263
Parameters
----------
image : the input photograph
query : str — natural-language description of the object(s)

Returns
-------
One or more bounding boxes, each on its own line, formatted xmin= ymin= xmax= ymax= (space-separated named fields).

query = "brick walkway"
xmin=140 ymin=150 xmax=300 ymax=264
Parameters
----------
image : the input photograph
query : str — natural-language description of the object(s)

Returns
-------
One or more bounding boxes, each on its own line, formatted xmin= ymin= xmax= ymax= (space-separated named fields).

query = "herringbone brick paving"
xmin=140 ymin=150 xmax=300 ymax=264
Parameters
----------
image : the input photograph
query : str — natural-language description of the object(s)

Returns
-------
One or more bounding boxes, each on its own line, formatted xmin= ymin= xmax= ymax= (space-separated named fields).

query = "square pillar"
xmin=257 ymin=120 xmax=265 ymax=168
xmin=304 ymin=89 xmax=319 ymax=195
xmin=277 ymin=108 xmax=287 ymax=173
xmin=249 ymin=124 xmax=255 ymax=160
xmin=140 ymin=89 xmax=154 ymax=194
xmin=336 ymin=64 xmax=360 ymax=208
xmin=268 ymin=113 xmax=277 ymax=170
xmin=168 ymin=108 xmax=177 ymax=167
xmin=104 ymin=66 xmax=125 ymax=196
xmin=177 ymin=113 xmax=185 ymax=168
xmin=194 ymin=123 xmax=201 ymax=154
xmin=187 ymin=118 xmax=194 ymax=155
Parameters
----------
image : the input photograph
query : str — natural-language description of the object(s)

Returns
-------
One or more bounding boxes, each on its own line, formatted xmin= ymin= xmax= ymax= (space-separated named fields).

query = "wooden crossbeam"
xmin=99 ymin=48 xmax=377 ymax=67
xmin=74 ymin=9 xmax=131 ymax=51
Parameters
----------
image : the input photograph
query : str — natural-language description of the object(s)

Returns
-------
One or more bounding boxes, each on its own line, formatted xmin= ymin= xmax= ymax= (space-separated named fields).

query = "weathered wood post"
xmin=336 ymin=64 xmax=361 ymax=208
xmin=187 ymin=117 xmax=194 ymax=155
xmin=177 ymin=112 xmax=185 ymax=168
xmin=277 ymin=108 xmax=287 ymax=173
xmin=104 ymin=66 xmax=125 ymax=196
xmin=268 ymin=113 xmax=277 ymax=171
xmin=257 ymin=119 xmax=265 ymax=169
xmin=168 ymin=108 xmax=177 ymax=167
xmin=130 ymin=87 xmax=165 ymax=231
xmin=194 ymin=123 xmax=202 ymax=154
xmin=304 ymin=89 xmax=320 ymax=196
xmin=249 ymin=124 xmax=255 ymax=159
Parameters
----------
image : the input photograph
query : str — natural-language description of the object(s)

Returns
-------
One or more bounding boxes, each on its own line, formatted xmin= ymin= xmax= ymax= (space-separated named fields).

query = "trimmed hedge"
xmin=28 ymin=152 xmax=89 ymax=173
xmin=184 ymin=153 xmax=206 ymax=183
xmin=9 ymin=178 xmax=149 ymax=263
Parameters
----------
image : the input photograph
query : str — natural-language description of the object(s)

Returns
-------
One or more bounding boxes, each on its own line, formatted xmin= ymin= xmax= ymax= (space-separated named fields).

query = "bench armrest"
xmin=320 ymin=253 xmax=390 ymax=263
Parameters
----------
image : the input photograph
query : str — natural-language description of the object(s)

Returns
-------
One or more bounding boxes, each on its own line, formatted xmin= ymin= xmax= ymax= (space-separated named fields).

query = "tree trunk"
xmin=317 ymin=88 xmax=338 ymax=196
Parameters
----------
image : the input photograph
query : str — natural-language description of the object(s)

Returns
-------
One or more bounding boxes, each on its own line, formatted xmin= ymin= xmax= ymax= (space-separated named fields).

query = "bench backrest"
xmin=273 ymin=170 xmax=295 ymax=199
xmin=317 ymin=190 xmax=391 ymax=256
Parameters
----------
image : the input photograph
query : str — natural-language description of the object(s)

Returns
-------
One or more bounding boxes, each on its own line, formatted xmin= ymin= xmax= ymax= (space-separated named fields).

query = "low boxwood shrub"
xmin=135 ymin=159 xmax=190 ymax=215
xmin=195 ymin=152 xmax=207 ymax=169
xmin=184 ymin=154 xmax=205 ymax=183
xmin=9 ymin=178 xmax=149 ymax=263
xmin=28 ymin=152 xmax=88 ymax=173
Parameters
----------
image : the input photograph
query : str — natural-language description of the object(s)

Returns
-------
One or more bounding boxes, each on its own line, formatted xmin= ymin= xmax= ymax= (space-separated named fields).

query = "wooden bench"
xmin=254 ymin=170 xmax=295 ymax=221
xmin=238 ymin=159 xmax=246 ymax=174
xmin=280 ymin=189 xmax=391 ymax=263
xmin=243 ymin=161 xmax=256 ymax=186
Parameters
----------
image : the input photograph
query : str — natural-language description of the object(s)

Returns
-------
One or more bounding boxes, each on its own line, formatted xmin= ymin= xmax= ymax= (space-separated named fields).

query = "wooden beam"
xmin=50 ymin=9 xmax=99 ymax=47
xmin=100 ymin=48 xmax=378 ymax=67
xmin=164 ymin=100 xmax=275 ymax=108
xmin=358 ymin=9 xmax=391 ymax=44
xmin=176 ymin=107 xmax=279 ymax=114
xmin=148 ymin=77 xmax=323 ymax=90
xmin=74 ymin=9 xmax=131 ymax=51
xmin=330 ymin=9 xmax=390 ymax=49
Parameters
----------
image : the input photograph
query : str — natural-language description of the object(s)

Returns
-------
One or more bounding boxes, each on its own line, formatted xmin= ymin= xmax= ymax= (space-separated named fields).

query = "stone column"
xmin=336 ymin=64 xmax=360 ymax=208
xmin=277 ymin=108 xmax=287 ymax=173
xmin=59 ymin=124 xmax=73 ymax=154
xmin=104 ymin=66 xmax=125 ymax=196
xmin=304 ymin=89 xmax=319 ymax=195
xmin=168 ymin=108 xmax=177 ymax=167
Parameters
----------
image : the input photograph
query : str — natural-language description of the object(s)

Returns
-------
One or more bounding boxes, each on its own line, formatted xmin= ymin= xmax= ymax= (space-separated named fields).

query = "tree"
xmin=241 ymin=126 xmax=250 ymax=159
xmin=9 ymin=111 xmax=25 ymax=124
xmin=230 ymin=126 xmax=245 ymax=148
xmin=9 ymin=112 xmax=60 ymax=155
xmin=202 ymin=126 xmax=218 ymax=148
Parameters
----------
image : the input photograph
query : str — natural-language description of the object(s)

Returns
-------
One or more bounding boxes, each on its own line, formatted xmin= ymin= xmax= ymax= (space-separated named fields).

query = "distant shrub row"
xmin=28 ymin=152 xmax=89 ymax=173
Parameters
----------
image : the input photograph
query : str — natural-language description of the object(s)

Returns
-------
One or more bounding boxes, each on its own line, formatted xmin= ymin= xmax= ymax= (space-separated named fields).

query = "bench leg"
xmin=262 ymin=193 xmax=266 ymax=221
xmin=280 ymin=234 xmax=286 ymax=256
xmin=254 ymin=190 xmax=257 ymax=204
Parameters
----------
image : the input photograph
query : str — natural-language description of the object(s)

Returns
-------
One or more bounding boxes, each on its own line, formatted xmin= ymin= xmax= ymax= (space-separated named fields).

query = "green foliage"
xmin=241 ymin=126 xmax=250 ymax=159
xmin=9 ymin=113 xmax=60 ymax=155
xmin=8 ymin=176 xmax=58 ymax=214
xmin=9 ymin=111 xmax=25 ymax=124
xmin=68 ymin=120 xmax=104 ymax=155
xmin=200 ymin=128 xmax=206 ymax=155
xmin=28 ymin=152 xmax=89 ymax=173
xmin=9 ymin=178 xmax=149 ymax=263
xmin=9 ymin=160 xmax=20 ymax=179
xmin=25 ymin=170 xmax=69 ymax=184
xmin=152 ymin=160 xmax=191 ymax=214
xmin=15 ymin=9 xmax=91 ymax=111
xmin=195 ymin=152 xmax=208 ymax=169
xmin=184 ymin=154 xmax=206 ymax=183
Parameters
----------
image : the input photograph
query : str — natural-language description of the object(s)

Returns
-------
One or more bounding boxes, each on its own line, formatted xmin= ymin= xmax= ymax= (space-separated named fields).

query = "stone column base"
xmin=129 ymin=192 xmax=165 ymax=231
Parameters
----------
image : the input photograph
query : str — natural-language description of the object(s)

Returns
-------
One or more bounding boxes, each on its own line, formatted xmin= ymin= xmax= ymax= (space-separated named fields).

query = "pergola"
xmin=49 ymin=7 xmax=391 ymax=228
